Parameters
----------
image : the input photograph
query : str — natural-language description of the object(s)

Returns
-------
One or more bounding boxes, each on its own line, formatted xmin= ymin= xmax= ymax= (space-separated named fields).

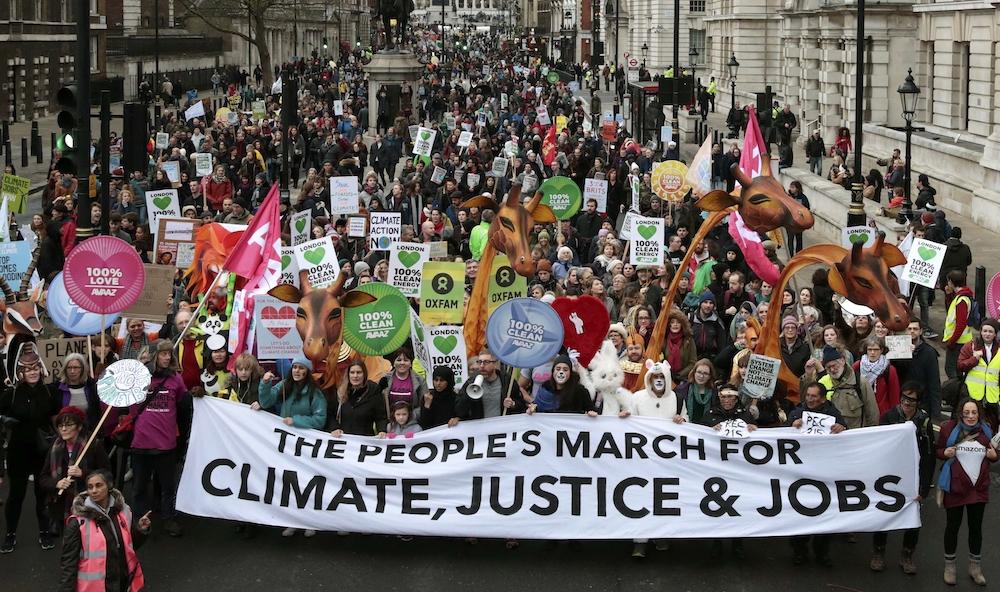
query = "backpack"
xmin=967 ymin=297 xmax=982 ymax=330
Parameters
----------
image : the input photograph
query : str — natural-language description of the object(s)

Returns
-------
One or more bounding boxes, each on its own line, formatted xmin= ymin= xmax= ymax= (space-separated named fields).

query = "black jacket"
xmin=41 ymin=434 xmax=113 ymax=522
xmin=780 ymin=337 xmax=812 ymax=378
xmin=702 ymin=402 xmax=756 ymax=427
xmin=325 ymin=381 xmax=387 ymax=436
xmin=879 ymin=405 xmax=936 ymax=498
xmin=805 ymin=136 xmax=826 ymax=158
xmin=0 ymin=380 xmax=58 ymax=452
xmin=455 ymin=370 xmax=526 ymax=419
xmin=418 ymin=388 xmax=457 ymax=430
xmin=60 ymin=489 xmax=148 ymax=592
xmin=785 ymin=399 xmax=846 ymax=427
xmin=893 ymin=339 xmax=942 ymax=415
xmin=939 ymin=237 xmax=972 ymax=285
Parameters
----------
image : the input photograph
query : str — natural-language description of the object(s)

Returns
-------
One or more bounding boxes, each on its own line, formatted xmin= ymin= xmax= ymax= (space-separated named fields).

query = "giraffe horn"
xmin=19 ymin=247 xmax=39 ymax=299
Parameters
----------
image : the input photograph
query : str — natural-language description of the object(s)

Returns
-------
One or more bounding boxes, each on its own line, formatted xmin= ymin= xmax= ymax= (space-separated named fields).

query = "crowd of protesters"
xmin=0 ymin=24 xmax=996 ymax=590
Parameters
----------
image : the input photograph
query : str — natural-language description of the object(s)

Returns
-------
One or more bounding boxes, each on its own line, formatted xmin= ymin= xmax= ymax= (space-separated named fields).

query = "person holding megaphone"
xmin=455 ymin=349 xmax=527 ymax=421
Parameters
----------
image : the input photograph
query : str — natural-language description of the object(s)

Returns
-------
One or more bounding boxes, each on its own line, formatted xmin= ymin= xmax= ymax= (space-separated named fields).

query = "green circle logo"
xmin=547 ymin=72 xmax=560 ymax=84
xmin=342 ymin=282 xmax=411 ymax=357
xmin=539 ymin=177 xmax=583 ymax=220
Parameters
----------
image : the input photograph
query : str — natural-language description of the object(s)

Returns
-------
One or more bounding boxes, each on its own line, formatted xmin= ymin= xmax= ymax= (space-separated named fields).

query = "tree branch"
xmin=176 ymin=0 xmax=256 ymax=43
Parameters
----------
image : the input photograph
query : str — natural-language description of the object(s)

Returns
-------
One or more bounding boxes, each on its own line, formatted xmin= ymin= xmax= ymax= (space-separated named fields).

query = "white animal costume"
xmin=582 ymin=341 xmax=633 ymax=416
xmin=631 ymin=360 xmax=686 ymax=419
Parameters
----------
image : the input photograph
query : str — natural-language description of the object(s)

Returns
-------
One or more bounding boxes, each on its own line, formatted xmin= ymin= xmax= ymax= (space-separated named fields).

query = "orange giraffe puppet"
xmin=462 ymin=184 xmax=556 ymax=357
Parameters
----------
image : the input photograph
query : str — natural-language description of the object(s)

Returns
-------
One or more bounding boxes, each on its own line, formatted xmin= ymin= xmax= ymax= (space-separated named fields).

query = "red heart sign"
xmin=261 ymin=305 xmax=296 ymax=339
xmin=550 ymin=295 xmax=611 ymax=367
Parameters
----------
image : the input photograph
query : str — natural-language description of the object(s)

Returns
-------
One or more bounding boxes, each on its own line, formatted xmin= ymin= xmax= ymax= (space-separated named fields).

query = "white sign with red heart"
xmin=254 ymin=295 xmax=303 ymax=359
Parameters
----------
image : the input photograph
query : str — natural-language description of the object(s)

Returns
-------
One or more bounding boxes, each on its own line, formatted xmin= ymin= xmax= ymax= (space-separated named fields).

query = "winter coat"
xmin=0 ymin=380 xmax=58 ymax=455
xmin=40 ymin=433 xmax=113 ymax=522
xmin=455 ymin=370 xmax=526 ymax=419
xmin=935 ymin=420 xmax=997 ymax=508
xmin=418 ymin=388 xmax=457 ymax=430
xmin=880 ymin=405 xmax=936 ymax=498
xmin=258 ymin=379 xmax=327 ymax=430
xmin=785 ymin=399 xmax=846 ymax=428
xmin=780 ymin=337 xmax=812 ymax=378
xmin=808 ymin=365 xmax=880 ymax=429
xmin=701 ymin=401 xmax=756 ymax=428
xmin=380 ymin=371 xmax=428 ymax=419
xmin=938 ymin=237 xmax=972 ymax=286
xmin=691 ymin=311 xmax=729 ymax=360
xmin=326 ymin=381 xmax=386 ymax=436
xmin=386 ymin=418 xmax=423 ymax=436
xmin=56 ymin=379 xmax=105 ymax=435
xmin=893 ymin=339 xmax=942 ymax=411
xmin=59 ymin=489 xmax=147 ymax=592
xmin=914 ymin=185 xmax=937 ymax=210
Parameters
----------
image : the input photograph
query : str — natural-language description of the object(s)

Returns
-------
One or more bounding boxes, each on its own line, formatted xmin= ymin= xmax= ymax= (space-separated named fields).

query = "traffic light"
xmin=55 ymin=84 xmax=79 ymax=175
xmin=122 ymin=102 xmax=148 ymax=178
xmin=323 ymin=37 xmax=328 ymax=49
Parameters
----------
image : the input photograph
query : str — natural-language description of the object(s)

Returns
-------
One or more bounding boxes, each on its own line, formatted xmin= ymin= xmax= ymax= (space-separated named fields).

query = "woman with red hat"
xmin=40 ymin=406 xmax=112 ymax=530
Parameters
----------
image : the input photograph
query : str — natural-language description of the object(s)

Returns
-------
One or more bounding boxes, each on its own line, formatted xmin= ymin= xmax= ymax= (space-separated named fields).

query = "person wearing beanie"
xmin=923 ymin=211 xmax=946 ymax=244
xmin=40 ymin=406 xmax=113 ymax=527
xmin=258 ymin=357 xmax=327 ymax=538
xmin=528 ymin=356 xmax=595 ymax=415
xmin=780 ymin=315 xmax=811 ymax=377
xmin=785 ymin=381 xmax=847 ymax=566
xmin=349 ymin=260 xmax=371 ymax=291
xmin=419 ymin=366 xmax=458 ymax=430
xmin=607 ymin=324 xmax=629 ymax=359
xmin=801 ymin=344 xmax=878 ymax=430
xmin=223 ymin=196 xmax=253 ymax=226
xmin=692 ymin=290 xmax=730 ymax=360
xmin=533 ymin=259 xmax=559 ymax=295
xmin=939 ymin=226 xmax=972 ymax=297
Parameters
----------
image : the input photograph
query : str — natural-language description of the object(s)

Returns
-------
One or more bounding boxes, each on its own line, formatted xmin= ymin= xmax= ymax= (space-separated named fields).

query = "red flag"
xmin=222 ymin=183 xmax=283 ymax=295
xmin=541 ymin=125 xmax=557 ymax=166
xmin=729 ymin=107 xmax=780 ymax=285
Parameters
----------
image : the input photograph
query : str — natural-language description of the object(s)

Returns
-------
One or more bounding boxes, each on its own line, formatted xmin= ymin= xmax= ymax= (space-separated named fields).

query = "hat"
xmin=432 ymin=152 xmax=442 ymax=159
xmin=541 ymin=294 xmax=556 ymax=304
xmin=668 ymin=141 xmax=677 ymax=148
xmin=232 ymin=197 xmax=249 ymax=209
xmin=52 ymin=203 xmax=69 ymax=214
xmin=355 ymin=261 xmax=371 ymax=275
xmin=291 ymin=357 xmax=313 ymax=372
xmin=182 ymin=205 xmax=197 ymax=216
xmin=537 ymin=230 xmax=550 ymax=240
xmin=527 ymin=150 xmax=535 ymax=157
xmin=636 ymin=264 xmax=653 ymax=272
xmin=608 ymin=323 xmax=628 ymax=339
xmin=604 ymin=257 xmax=622 ymax=271
xmin=921 ymin=212 xmax=934 ymax=224
xmin=200 ymin=210 xmax=215 ymax=219
xmin=951 ymin=227 xmax=962 ymax=239
xmin=782 ymin=315 xmax=799 ymax=329
xmin=698 ymin=292 xmax=716 ymax=304
xmin=536 ymin=259 xmax=552 ymax=273
xmin=598 ymin=228 xmax=610 ymax=239
xmin=552 ymin=355 xmax=573 ymax=371
xmin=57 ymin=406 xmax=87 ymax=425
xmin=338 ymin=258 xmax=349 ymax=268
xmin=761 ymin=240 xmax=776 ymax=251
xmin=821 ymin=345 xmax=843 ymax=365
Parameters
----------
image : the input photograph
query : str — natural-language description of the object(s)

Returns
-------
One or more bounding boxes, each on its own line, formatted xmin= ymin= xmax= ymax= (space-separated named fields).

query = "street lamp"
xmin=896 ymin=68 xmax=921 ymax=225
xmin=689 ymin=46 xmax=699 ymax=113
xmin=641 ymin=42 xmax=648 ymax=69
xmin=727 ymin=53 xmax=740 ymax=107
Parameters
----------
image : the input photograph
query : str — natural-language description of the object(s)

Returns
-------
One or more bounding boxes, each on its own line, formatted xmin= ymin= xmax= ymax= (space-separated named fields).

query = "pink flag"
xmin=729 ymin=107 xmax=780 ymax=285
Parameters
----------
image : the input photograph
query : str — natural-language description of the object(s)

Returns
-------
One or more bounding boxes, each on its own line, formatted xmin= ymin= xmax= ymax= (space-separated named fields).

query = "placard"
xmin=252 ymin=100 xmax=267 ymax=122
xmin=742 ymin=354 xmax=781 ymax=400
xmin=583 ymin=178 xmax=608 ymax=213
xmin=419 ymin=262 xmax=465 ymax=324
xmin=413 ymin=127 xmax=436 ymax=157
xmin=491 ymin=157 xmax=509 ymax=178
xmin=885 ymin=335 xmax=913 ymax=360
xmin=348 ymin=215 xmax=367 ymax=238
xmin=902 ymin=237 xmax=946 ymax=289
xmin=988 ymin=272 xmax=1000 ymax=319
xmin=153 ymin=217 xmax=201 ymax=268
xmin=651 ymin=160 xmax=690 ymax=202
xmin=97 ymin=359 xmax=153 ymax=407
xmin=162 ymin=161 xmax=181 ymax=185
xmin=660 ymin=125 xmax=673 ymax=143
xmin=45 ymin=272 xmax=121 ymax=335
xmin=487 ymin=255 xmax=527 ymax=314
xmin=0 ymin=240 xmax=33 ymax=285
xmin=146 ymin=189 xmax=182 ymax=236
xmin=329 ymin=176 xmax=360 ymax=215
xmin=485 ymin=298 xmax=565 ymax=369
xmin=718 ymin=419 xmax=750 ymax=439
xmin=628 ymin=216 xmax=664 ymax=266
xmin=841 ymin=226 xmax=877 ymax=249
xmin=155 ymin=132 xmax=169 ymax=149
xmin=195 ymin=153 xmax=213 ymax=177
xmin=293 ymin=236 xmax=339 ymax=289
xmin=342 ymin=282 xmax=411 ymax=357
xmin=431 ymin=166 xmax=447 ymax=185
xmin=388 ymin=242 xmax=430 ymax=297
xmin=120 ymin=263 xmax=177 ymax=323
xmin=458 ymin=131 xmax=474 ymax=147
xmin=536 ymin=105 xmax=551 ymax=126
xmin=254 ymin=294 xmax=304 ymax=358
xmin=427 ymin=324 xmax=469 ymax=387
xmin=290 ymin=210 xmax=312 ymax=246
xmin=428 ymin=241 xmax=449 ymax=259
xmin=334 ymin=100 xmax=344 ymax=116
xmin=466 ymin=173 xmax=481 ymax=189
xmin=62 ymin=236 xmax=146 ymax=314
xmin=800 ymin=411 xmax=834 ymax=435
xmin=278 ymin=246 xmax=299 ymax=287
xmin=555 ymin=115 xmax=567 ymax=134
xmin=1 ymin=173 xmax=29 ymax=213
xmin=618 ymin=210 xmax=637 ymax=240
xmin=39 ymin=337 xmax=90 ymax=380
xmin=369 ymin=212 xmax=401 ymax=251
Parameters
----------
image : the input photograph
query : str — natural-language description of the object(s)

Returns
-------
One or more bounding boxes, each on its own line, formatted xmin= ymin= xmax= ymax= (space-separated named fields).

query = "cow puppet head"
xmin=268 ymin=272 xmax=376 ymax=389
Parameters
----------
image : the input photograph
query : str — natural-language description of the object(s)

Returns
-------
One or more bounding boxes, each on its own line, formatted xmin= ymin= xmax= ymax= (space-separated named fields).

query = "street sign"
xmin=623 ymin=51 xmax=630 ymax=59
xmin=628 ymin=58 xmax=639 ymax=68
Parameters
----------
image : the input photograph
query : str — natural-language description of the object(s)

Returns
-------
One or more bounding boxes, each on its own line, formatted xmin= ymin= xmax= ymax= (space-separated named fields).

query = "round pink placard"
xmin=62 ymin=236 xmax=146 ymax=314
xmin=987 ymin=272 xmax=1000 ymax=319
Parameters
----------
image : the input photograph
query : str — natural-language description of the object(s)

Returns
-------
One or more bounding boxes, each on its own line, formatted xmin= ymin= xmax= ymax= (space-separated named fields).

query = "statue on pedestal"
xmin=374 ymin=0 xmax=414 ymax=52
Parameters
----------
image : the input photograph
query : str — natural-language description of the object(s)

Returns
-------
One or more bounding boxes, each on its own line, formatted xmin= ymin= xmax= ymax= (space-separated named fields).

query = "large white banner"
xmin=178 ymin=398 xmax=921 ymax=539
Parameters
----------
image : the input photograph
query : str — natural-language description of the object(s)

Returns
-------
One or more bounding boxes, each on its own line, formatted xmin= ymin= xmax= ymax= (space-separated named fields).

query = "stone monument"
xmin=367 ymin=0 xmax=423 ymax=130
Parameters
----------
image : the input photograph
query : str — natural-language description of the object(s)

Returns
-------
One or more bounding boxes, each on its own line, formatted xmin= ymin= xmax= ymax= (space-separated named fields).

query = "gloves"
xmin=0 ymin=415 xmax=19 ymax=429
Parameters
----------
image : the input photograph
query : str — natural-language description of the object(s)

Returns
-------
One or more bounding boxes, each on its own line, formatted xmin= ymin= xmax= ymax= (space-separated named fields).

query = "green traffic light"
xmin=56 ymin=132 xmax=74 ymax=152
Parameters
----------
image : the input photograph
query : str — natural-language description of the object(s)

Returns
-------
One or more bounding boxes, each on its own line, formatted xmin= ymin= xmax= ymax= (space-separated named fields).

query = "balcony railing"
xmin=106 ymin=36 xmax=224 ymax=57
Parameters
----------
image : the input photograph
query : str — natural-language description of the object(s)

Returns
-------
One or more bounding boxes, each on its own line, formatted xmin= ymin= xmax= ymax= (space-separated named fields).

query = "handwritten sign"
xmin=800 ymin=411 xmax=834 ymax=435
xmin=718 ymin=419 xmax=749 ymax=439
xmin=742 ymin=354 xmax=781 ymax=400
xmin=97 ymin=359 xmax=153 ymax=407
xmin=329 ymin=176 xmax=359 ymax=215
xmin=902 ymin=237 xmax=946 ymax=289
xmin=885 ymin=335 xmax=913 ymax=360
xmin=121 ymin=263 xmax=177 ymax=323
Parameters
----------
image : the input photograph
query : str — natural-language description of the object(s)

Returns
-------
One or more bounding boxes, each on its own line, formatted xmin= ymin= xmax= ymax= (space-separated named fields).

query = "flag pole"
xmin=173 ymin=270 xmax=225 ymax=349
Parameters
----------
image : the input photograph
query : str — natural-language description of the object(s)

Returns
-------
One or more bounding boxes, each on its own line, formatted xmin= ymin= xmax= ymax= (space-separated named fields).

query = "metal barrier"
xmin=975 ymin=265 xmax=986 ymax=322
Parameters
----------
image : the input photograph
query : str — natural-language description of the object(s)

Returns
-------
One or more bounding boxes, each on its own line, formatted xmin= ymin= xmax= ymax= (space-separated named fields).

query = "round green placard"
xmin=342 ymin=282 xmax=411 ymax=357
xmin=539 ymin=176 xmax=583 ymax=220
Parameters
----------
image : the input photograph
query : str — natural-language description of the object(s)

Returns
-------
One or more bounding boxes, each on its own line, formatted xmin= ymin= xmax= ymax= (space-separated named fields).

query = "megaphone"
xmin=467 ymin=374 xmax=485 ymax=399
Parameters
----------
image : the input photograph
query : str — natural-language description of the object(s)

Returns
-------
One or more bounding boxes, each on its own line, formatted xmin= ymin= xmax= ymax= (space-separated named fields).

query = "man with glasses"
xmin=455 ymin=349 xmax=527 ymax=420
xmin=897 ymin=316 xmax=943 ymax=419
xmin=868 ymin=381 xmax=936 ymax=574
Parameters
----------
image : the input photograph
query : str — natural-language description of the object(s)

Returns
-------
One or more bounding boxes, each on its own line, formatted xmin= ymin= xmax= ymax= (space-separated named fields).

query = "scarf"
xmin=938 ymin=421 xmax=993 ymax=492
xmin=666 ymin=331 xmax=685 ymax=375
xmin=688 ymin=384 xmax=713 ymax=424
xmin=858 ymin=354 xmax=889 ymax=387
xmin=120 ymin=332 xmax=150 ymax=361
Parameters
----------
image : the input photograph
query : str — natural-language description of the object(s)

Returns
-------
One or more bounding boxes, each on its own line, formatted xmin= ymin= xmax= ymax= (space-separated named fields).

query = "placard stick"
xmin=501 ymin=364 xmax=516 ymax=417
xmin=58 ymin=405 xmax=116 ymax=495
xmin=86 ymin=333 xmax=95 ymax=379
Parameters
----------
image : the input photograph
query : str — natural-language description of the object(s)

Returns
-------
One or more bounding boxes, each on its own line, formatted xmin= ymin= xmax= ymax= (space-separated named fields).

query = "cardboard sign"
xmin=800 ymin=411 xmax=834 ymax=435
xmin=491 ymin=157 xmax=509 ymax=178
xmin=428 ymin=241 xmax=449 ymax=259
xmin=121 ymin=263 xmax=178 ymax=323
xmin=504 ymin=140 xmax=518 ymax=158
xmin=536 ymin=105 xmax=551 ymax=125
xmin=155 ymin=132 xmax=169 ymax=149
xmin=742 ymin=354 xmax=781 ymax=400
xmin=420 ymin=262 xmax=465 ymax=324
xmin=1 ymin=173 xmax=29 ymax=213
xmin=426 ymin=325 xmax=469 ymax=387
xmin=348 ymin=215 xmax=367 ymax=238
xmin=388 ymin=242 xmax=430 ymax=297
xmin=39 ymin=337 xmax=90 ymax=380
xmin=885 ymin=335 xmax=913 ymax=360
xmin=153 ymin=217 xmax=201 ymax=268
xmin=466 ymin=173 xmax=481 ymax=189
xmin=628 ymin=216 xmax=665 ymax=266
xmin=660 ymin=126 xmax=673 ymax=143
xmin=227 ymin=95 xmax=243 ymax=111
xmin=62 ymin=236 xmax=146 ymax=314
xmin=718 ymin=419 xmax=750 ymax=439
xmin=195 ymin=153 xmax=213 ymax=177
xmin=162 ymin=161 xmax=181 ymax=185
xmin=841 ymin=226 xmax=877 ymax=249
xmin=329 ymin=176 xmax=360 ymax=215
xmin=487 ymin=255 xmax=527 ymax=314
xmin=146 ymin=189 xmax=181 ymax=236
xmin=254 ymin=295 xmax=304 ymax=358
xmin=334 ymin=100 xmax=344 ymax=116
xmin=369 ymin=212 xmax=402 ymax=251
xmin=584 ymin=178 xmax=608 ymax=213
xmin=902 ymin=237 xmax=946 ymax=289
xmin=293 ymin=236 xmax=339 ymax=289
xmin=555 ymin=115 xmax=567 ymax=134
xmin=458 ymin=131 xmax=474 ymax=147
xmin=413 ymin=127 xmax=436 ymax=157
xmin=278 ymin=246 xmax=299 ymax=287
xmin=97 ymin=359 xmax=153 ymax=407
xmin=618 ymin=211 xmax=637 ymax=240
xmin=252 ymin=100 xmax=267 ymax=122
xmin=291 ymin=210 xmax=312 ymax=246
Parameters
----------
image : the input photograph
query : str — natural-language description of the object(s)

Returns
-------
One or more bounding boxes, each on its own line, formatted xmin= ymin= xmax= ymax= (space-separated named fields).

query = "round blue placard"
xmin=485 ymin=298 xmax=564 ymax=368
xmin=46 ymin=272 xmax=120 ymax=336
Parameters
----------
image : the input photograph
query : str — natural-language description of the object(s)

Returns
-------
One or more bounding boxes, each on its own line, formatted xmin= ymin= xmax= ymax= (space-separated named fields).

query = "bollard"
xmin=51 ymin=132 xmax=56 ymax=159
xmin=21 ymin=137 xmax=28 ymax=168
xmin=1 ymin=120 xmax=7 ymax=155
xmin=975 ymin=265 xmax=987 ymax=322
xmin=30 ymin=121 xmax=39 ymax=157
xmin=35 ymin=129 xmax=43 ymax=164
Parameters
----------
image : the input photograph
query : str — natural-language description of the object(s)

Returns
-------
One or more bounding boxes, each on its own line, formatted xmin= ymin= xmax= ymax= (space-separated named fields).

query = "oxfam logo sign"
xmin=539 ymin=177 xmax=583 ymax=220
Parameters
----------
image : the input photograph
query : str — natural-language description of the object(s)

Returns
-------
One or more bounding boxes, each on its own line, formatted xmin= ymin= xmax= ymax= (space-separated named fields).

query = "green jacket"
xmin=259 ymin=380 xmax=328 ymax=430
xmin=470 ymin=221 xmax=491 ymax=260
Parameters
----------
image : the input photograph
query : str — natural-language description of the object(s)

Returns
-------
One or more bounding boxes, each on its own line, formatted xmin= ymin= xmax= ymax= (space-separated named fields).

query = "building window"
xmin=689 ymin=29 xmax=706 ymax=65
xmin=91 ymin=35 xmax=99 ymax=72
xmin=689 ymin=0 xmax=705 ymax=13
xmin=90 ymin=0 xmax=98 ymax=14
xmin=61 ymin=0 xmax=68 ymax=21
xmin=10 ymin=0 xmax=20 ymax=20
xmin=34 ymin=0 xmax=40 ymax=20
